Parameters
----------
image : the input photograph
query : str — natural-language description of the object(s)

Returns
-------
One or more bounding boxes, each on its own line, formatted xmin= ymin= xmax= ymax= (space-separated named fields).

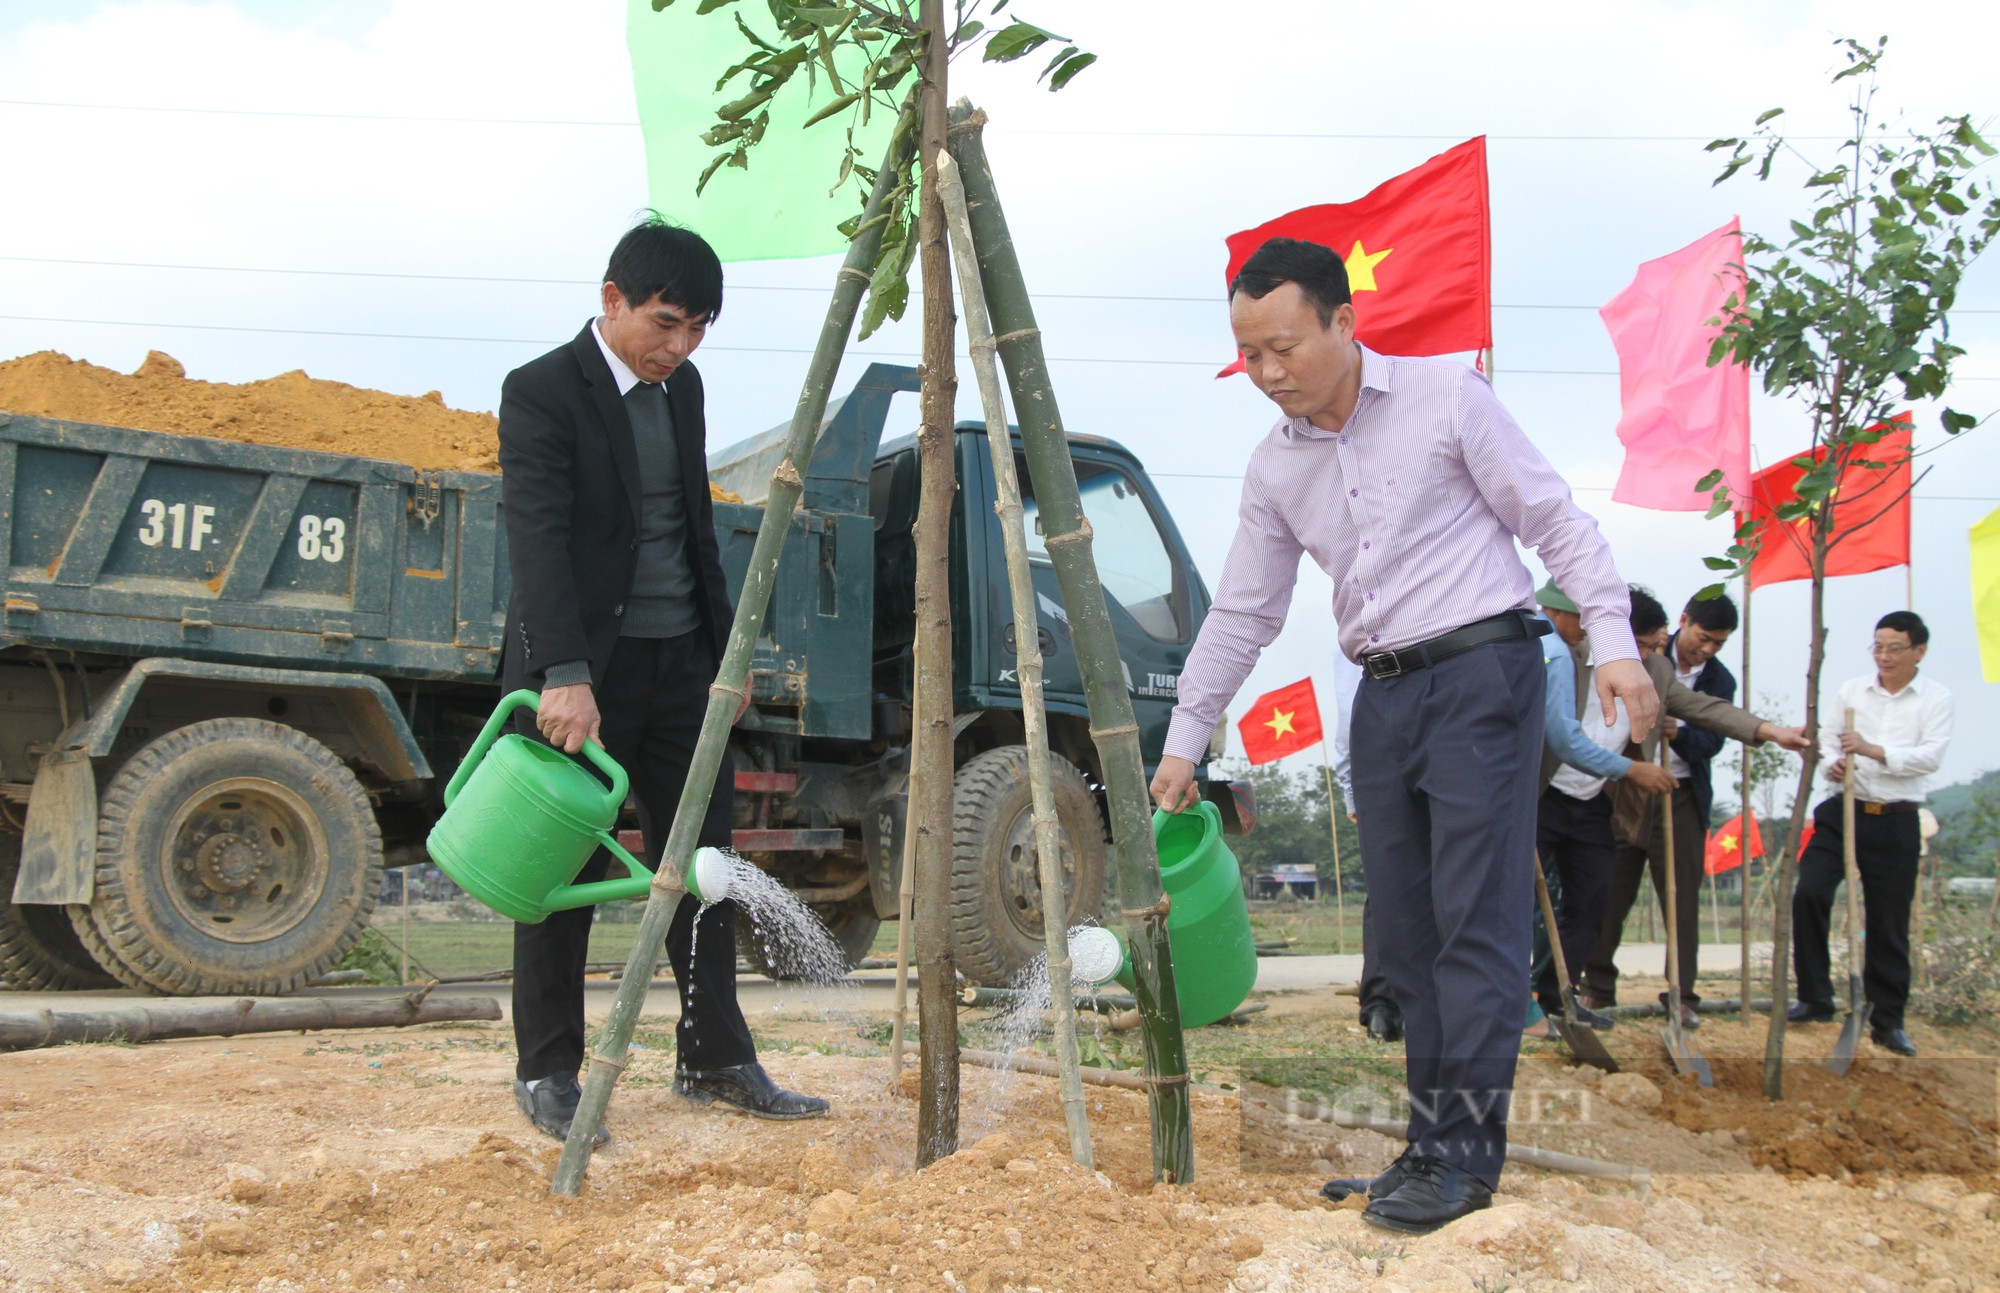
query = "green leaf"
xmin=1693 ymin=583 xmax=1727 ymax=602
xmin=1937 ymin=191 xmax=1968 ymax=215
xmin=788 ymin=5 xmax=850 ymax=27
xmin=1755 ymin=107 xmax=1786 ymax=126
xmin=1705 ymin=137 xmax=1740 ymax=153
xmin=1047 ymin=50 xmax=1096 ymax=91
xmin=984 ymin=20 xmax=1065 ymax=63
xmin=1702 ymin=556 xmax=1737 ymax=571
xmin=801 ymin=90 xmax=860 ymax=128
xmin=1694 ymin=468 xmax=1725 ymax=491
xmin=1704 ymin=494 xmax=1733 ymax=520
xmin=695 ymin=0 xmax=737 ymax=11
xmin=1942 ymin=408 xmax=1976 ymax=434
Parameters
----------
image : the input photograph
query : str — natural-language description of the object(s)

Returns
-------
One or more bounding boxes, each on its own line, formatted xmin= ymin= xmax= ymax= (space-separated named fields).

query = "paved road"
xmin=0 ymin=942 xmax=1771 ymax=1029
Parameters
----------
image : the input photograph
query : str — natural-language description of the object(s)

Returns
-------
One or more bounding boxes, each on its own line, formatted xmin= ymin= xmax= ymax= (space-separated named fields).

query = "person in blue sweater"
xmin=1529 ymin=582 xmax=1679 ymax=1031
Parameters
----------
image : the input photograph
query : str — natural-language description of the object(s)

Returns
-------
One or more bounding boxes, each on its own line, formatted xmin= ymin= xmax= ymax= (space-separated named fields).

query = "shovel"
xmin=1657 ymin=741 xmax=1714 ymax=1088
xmin=1828 ymin=705 xmax=1873 ymax=1075
xmin=1532 ymin=855 xmax=1618 ymax=1072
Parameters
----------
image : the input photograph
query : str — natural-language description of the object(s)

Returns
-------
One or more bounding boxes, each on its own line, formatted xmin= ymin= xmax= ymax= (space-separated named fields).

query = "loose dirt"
xmin=2 ymin=978 xmax=1995 ymax=1292
xmin=0 ymin=349 xmax=503 ymax=472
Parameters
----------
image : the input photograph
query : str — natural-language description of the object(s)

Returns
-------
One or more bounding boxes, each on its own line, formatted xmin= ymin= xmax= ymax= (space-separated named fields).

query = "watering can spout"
xmin=1068 ymin=926 xmax=1129 ymax=987
xmin=685 ymin=846 xmax=734 ymax=906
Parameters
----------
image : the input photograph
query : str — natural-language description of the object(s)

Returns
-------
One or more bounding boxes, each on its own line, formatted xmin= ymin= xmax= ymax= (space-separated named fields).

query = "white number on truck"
xmin=136 ymin=499 xmax=217 ymax=551
xmin=296 ymin=515 xmax=347 ymax=563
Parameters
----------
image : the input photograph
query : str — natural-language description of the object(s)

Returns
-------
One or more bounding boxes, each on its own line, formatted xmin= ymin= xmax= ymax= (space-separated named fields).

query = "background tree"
xmin=1220 ymin=762 xmax=1363 ymax=894
xmin=1701 ymin=36 xmax=2000 ymax=1097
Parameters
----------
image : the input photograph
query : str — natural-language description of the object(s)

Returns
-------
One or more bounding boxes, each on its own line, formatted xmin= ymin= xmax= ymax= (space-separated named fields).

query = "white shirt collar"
xmin=1867 ymin=672 xmax=1927 ymax=699
xmin=591 ymin=318 xmax=645 ymax=396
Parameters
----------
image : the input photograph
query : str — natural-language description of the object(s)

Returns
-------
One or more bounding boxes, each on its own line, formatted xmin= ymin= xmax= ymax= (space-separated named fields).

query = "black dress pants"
xmin=1358 ymin=897 xmax=1402 ymax=1024
xmin=511 ymin=631 xmax=754 ymax=1082
xmin=1532 ymin=787 xmax=1616 ymax=1016
xmin=1351 ymin=636 xmax=1545 ymax=1190
xmin=1581 ymin=781 xmax=1705 ymax=1006
xmin=1791 ymin=795 xmax=1921 ymax=1031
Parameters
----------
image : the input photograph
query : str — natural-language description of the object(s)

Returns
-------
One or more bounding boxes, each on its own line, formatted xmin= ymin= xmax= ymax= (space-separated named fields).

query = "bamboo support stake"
xmin=937 ymin=147 xmax=1093 ymax=1170
xmin=948 ymin=99 xmax=1193 ymax=1184
xmin=1319 ymin=741 xmax=1347 ymax=950
xmin=551 ymin=108 xmax=919 ymax=1196
xmin=888 ymin=717 xmax=919 ymax=1086
xmin=1739 ymin=589 xmax=1755 ymax=1014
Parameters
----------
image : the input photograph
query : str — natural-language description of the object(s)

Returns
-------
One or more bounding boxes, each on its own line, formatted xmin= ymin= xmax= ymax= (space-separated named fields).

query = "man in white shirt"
xmin=1787 ymin=611 xmax=1955 ymax=1057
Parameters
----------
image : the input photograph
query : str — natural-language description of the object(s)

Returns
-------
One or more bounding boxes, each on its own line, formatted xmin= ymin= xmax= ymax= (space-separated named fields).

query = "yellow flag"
xmin=1973 ymin=506 xmax=2000 ymax=683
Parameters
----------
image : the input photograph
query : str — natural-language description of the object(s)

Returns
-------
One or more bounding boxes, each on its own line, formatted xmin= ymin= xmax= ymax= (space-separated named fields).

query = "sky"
xmin=2 ymin=0 xmax=1996 ymax=808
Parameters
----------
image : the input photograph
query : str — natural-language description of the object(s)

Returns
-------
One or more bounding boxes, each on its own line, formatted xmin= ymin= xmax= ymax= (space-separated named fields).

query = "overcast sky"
xmin=2 ymin=0 xmax=1995 ymax=806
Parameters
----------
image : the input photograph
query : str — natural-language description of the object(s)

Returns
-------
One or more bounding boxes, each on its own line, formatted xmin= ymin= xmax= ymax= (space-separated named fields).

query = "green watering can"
xmin=1068 ymin=800 xmax=1258 ymax=1028
xmin=426 ymin=690 xmax=732 ymax=924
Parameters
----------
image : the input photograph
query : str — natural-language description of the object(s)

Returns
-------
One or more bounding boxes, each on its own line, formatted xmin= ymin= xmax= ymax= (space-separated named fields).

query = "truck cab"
xmin=709 ymin=364 xmax=1240 ymax=984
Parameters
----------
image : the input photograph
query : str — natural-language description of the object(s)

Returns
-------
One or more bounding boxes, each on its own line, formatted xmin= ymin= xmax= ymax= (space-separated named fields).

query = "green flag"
xmin=626 ymin=0 xmax=892 ymax=262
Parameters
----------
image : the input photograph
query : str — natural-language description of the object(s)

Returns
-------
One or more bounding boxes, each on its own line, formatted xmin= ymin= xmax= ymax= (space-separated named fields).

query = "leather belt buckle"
xmin=1862 ymin=802 xmax=1884 ymax=816
xmin=1362 ymin=651 xmax=1404 ymax=680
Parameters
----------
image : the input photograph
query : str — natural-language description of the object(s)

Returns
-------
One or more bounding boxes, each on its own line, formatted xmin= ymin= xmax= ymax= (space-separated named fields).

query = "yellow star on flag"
xmin=1264 ymin=708 xmax=1298 ymax=739
xmin=1345 ymin=240 xmax=1393 ymax=292
xmin=1718 ymin=832 xmax=1739 ymax=853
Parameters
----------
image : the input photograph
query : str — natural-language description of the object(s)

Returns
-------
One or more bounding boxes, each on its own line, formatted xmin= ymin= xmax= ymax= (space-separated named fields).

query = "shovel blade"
xmin=1552 ymin=1018 xmax=1618 ymax=1073
xmin=1659 ymin=1022 xmax=1716 ymax=1089
xmin=1828 ymin=999 xmax=1874 ymax=1076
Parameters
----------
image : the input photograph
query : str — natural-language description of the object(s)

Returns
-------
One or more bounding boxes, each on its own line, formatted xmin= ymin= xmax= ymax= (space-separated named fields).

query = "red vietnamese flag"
xmin=1704 ymin=811 xmax=1764 ymax=877
xmin=1735 ymin=416 xmax=1913 ymax=589
xmin=1218 ymin=137 xmax=1491 ymax=376
xmin=1237 ymin=678 xmax=1324 ymax=765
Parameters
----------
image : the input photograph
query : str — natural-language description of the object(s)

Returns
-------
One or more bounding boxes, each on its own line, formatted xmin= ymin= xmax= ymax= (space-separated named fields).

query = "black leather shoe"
xmin=675 ymin=1061 xmax=829 ymax=1120
xmin=1578 ymin=989 xmax=1615 ymax=1011
xmin=1320 ymin=1145 xmax=1417 ymax=1203
xmin=1361 ymin=1007 xmax=1405 ymax=1043
xmin=1871 ymin=1026 xmax=1917 ymax=1056
xmin=1787 ymin=1000 xmax=1837 ymax=1024
xmin=1362 ymin=1156 xmax=1493 ymax=1234
xmin=514 ymin=1074 xmax=608 ymax=1146
xmin=1568 ymin=1002 xmax=1616 ymax=1031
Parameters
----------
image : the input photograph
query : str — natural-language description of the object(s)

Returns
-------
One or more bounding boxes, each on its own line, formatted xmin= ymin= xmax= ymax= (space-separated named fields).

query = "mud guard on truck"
xmin=14 ymin=658 xmax=427 ymax=906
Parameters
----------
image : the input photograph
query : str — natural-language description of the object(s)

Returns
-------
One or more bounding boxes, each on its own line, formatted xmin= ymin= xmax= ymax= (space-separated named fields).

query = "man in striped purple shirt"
xmin=1151 ymin=239 xmax=1659 ymax=1233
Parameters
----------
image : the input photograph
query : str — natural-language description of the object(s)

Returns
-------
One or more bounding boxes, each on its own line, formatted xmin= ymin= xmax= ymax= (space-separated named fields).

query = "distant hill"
xmin=1929 ymin=765 xmax=2000 ymax=824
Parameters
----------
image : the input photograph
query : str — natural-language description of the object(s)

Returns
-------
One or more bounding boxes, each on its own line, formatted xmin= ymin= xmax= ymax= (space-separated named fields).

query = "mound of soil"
xmin=0 ymin=350 xmax=502 ymax=472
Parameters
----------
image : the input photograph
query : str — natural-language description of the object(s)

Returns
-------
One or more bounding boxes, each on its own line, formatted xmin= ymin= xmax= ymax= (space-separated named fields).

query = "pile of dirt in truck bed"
xmin=0 ymin=350 xmax=504 ymax=473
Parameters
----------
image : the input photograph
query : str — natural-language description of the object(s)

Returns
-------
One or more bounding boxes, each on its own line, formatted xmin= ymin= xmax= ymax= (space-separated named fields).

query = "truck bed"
xmin=1 ymin=413 xmax=506 ymax=681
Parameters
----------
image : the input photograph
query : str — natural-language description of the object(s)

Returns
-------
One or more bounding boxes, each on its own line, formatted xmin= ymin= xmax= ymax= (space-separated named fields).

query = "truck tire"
xmin=0 ymin=832 xmax=121 ymax=990
xmin=949 ymin=747 xmax=1109 ymax=986
xmin=65 ymin=720 xmax=383 ymax=995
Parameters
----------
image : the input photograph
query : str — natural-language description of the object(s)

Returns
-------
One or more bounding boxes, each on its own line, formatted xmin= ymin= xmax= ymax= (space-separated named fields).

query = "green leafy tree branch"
xmin=650 ymin=0 xmax=1093 ymax=337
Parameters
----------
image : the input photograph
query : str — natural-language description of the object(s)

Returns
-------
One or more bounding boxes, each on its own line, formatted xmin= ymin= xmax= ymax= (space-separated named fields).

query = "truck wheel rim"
xmin=159 ymin=778 xmax=331 ymax=944
xmin=1000 ymin=807 xmax=1075 ymax=945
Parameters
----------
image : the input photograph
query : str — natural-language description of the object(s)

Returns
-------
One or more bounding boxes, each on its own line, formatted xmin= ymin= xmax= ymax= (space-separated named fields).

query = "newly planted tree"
xmin=1700 ymin=36 xmax=2000 ymax=1098
xmin=598 ymin=0 xmax=1099 ymax=1173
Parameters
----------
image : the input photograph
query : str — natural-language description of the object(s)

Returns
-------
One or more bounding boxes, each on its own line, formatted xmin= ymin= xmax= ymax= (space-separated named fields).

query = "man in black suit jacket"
xmin=499 ymin=217 xmax=826 ymax=1142
xmin=1581 ymin=590 xmax=1740 ymax=1023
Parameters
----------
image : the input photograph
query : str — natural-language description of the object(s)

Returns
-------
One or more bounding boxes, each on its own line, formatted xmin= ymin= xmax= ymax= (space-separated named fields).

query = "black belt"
xmin=1360 ymin=610 xmax=1549 ymax=680
xmin=1860 ymin=800 xmax=1920 ymax=817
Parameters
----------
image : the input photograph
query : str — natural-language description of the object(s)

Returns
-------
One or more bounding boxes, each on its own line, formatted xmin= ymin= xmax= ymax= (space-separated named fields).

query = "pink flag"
xmin=1603 ymin=219 xmax=1751 ymax=511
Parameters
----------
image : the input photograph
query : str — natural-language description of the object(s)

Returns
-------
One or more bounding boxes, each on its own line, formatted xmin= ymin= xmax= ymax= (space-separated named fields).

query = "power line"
xmin=7 ymin=255 xmax=1997 ymax=316
xmin=2 ymin=314 xmax=1996 ymax=382
xmin=1149 ymin=471 xmax=2000 ymax=504
xmin=0 ymin=100 xmax=1856 ymax=142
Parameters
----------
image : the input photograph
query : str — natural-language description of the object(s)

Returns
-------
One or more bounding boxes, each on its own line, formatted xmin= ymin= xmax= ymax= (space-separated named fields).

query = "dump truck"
xmin=0 ymin=361 xmax=1242 ymax=995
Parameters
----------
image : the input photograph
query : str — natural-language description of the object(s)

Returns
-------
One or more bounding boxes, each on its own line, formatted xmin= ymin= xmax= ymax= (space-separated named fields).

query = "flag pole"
xmin=1739 ymin=581 xmax=1755 ymax=1014
xmin=1318 ymin=739 xmax=1347 ymax=954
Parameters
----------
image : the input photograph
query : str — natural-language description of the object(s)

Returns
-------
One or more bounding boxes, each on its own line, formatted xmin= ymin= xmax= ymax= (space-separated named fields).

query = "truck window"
xmin=1019 ymin=460 xmax=1185 ymax=642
